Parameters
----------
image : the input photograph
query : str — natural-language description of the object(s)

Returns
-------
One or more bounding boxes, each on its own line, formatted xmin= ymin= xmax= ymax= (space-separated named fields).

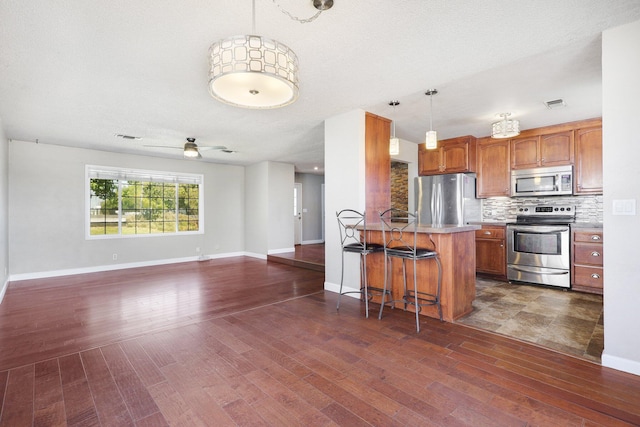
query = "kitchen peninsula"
xmin=363 ymin=223 xmax=480 ymax=322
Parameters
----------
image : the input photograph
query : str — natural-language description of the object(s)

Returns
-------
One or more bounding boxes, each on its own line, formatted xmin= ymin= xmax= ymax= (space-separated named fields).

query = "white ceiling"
xmin=2 ymin=1 xmax=640 ymax=174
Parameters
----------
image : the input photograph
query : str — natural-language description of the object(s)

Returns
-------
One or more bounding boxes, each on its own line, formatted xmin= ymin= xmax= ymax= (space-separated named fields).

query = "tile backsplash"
xmin=481 ymin=195 xmax=603 ymax=223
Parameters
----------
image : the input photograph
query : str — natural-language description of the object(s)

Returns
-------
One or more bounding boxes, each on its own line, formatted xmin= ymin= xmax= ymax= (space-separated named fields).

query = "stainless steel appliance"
xmin=511 ymin=165 xmax=573 ymax=197
xmin=507 ymin=204 xmax=575 ymax=288
xmin=415 ymin=173 xmax=480 ymax=226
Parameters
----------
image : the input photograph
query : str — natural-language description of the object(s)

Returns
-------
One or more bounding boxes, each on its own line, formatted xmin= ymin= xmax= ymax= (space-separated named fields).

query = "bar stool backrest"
xmin=336 ymin=209 xmax=368 ymax=252
xmin=379 ymin=208 xmax=418 ymax=256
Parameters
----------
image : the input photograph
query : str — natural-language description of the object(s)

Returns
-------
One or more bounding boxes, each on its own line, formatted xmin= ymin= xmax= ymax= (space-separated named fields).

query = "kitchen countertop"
xmin=364 ymin=223 xmax=480 ymax=234
xmin=571 ymin=222 xmax=603 ymax=229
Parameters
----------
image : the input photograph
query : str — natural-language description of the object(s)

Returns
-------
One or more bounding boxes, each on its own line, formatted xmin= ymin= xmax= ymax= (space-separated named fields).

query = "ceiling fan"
xmin=144 ymin=137 xmax=228 ymax=159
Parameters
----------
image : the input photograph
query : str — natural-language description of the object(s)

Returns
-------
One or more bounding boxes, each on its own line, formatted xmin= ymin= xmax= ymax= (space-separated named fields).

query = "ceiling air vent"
xmin=115 ymin=133 xmax=142 ymax=140
xmin=544 ymin=99 xmax=566 ymax=109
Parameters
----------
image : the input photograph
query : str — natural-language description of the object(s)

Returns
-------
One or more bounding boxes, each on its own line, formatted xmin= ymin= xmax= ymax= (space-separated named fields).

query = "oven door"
xmin=507 ymin=224 xmax=570 ymax=270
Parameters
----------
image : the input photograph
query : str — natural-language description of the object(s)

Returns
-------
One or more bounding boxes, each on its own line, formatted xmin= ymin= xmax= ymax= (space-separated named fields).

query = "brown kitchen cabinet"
xmin=475 ymin=225 xmax=507 ymax=279
xmin=364 ymin=112 xmax=391 ymax=224
xmin=574 ymin=126 xmax=603 ymax=194
xmin=510 ymin=131 xmax=574 ymax=169
xmin=476 ymin=137 xmax=510 ymax=197
xmin=572 ymin=228 xmax=603 ymax=294
xmin=418 ymin=135 xmax=476 ymax=175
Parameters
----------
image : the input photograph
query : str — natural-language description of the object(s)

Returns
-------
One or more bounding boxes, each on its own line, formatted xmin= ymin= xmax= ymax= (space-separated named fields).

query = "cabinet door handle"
xmin=591 ymin=251 xmax=601 ymax=257
xmin=591 ymin=273 xmax=601 ymax=279
xmin=483 ymin=231 xmax=492 ymax=235
xmin=591 ymin=235 xmax=601 ymax=241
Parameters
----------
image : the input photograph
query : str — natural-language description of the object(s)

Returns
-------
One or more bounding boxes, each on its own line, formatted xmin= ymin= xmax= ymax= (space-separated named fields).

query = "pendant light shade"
xmin=208 ymin=0 xmax=299 ymax=109
xmin=425 ymin=89 xmax=438 ymax=150
xmin=491 ymin=113 xmax=520 ymax=138
xmin=389 ymin=100 xmax=400 ymax=155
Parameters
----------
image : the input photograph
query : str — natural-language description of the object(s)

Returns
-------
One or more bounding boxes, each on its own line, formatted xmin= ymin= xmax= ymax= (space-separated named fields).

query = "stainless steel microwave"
xmin=511 ymin=165 xmax=573 ymax=197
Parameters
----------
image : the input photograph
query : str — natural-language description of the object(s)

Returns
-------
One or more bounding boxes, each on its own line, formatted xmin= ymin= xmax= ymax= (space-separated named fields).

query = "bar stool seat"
xmin=378 ymin=208 xmax=443 ymax=332
xmin=336 ymin=209 xmax=387 ymax=318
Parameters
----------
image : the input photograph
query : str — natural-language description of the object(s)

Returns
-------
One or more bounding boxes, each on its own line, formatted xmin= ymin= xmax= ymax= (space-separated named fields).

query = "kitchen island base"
xmin=363 ymin=225 xmax=478 ymax=323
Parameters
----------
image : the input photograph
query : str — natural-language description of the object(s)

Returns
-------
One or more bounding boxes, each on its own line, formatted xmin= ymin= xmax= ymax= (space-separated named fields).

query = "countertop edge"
xmin=363 ymin=224 xmax=481 ymax=234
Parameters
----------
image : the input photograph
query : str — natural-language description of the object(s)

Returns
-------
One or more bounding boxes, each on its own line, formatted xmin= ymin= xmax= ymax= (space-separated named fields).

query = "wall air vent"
xmin=544 ymin=99 xmax=566 ymax=109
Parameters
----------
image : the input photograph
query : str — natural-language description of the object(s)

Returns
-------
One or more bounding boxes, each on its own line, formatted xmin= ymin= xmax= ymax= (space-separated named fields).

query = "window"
xmin=86 ymin=165 xmax=204 ymax=238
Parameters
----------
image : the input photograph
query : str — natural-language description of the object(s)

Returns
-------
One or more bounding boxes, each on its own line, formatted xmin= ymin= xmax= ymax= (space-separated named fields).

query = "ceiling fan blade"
xmin=198 ymin=145 xmax=228 ymax=151
xmin=143 ymin=145 xmax=183 ymax=149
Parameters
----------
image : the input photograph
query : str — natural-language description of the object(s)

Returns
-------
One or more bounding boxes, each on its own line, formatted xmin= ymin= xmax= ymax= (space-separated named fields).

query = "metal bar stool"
xmin=336 ymin=209 xmax=387 ymax=318
xmin=378 ymin=208 xmax=442 ymax=332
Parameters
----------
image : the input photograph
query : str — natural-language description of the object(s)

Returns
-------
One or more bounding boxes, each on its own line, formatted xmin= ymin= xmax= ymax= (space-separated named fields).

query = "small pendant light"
xmin=425 ymin=89 xmax=438 ymax=150
xmin=389 ymin=100 xmax=400 ymax=155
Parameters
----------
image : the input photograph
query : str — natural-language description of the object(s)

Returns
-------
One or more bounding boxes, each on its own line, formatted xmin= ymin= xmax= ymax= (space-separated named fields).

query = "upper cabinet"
xmin=476 ymin=137 xmax=510 ymax=198
xmin=418 ymin=136 xmax=477 ymax=175
xmin=574 ymin=126 xmax=603 ymax=195
xmin=510 ymin=131 xmax=574 ymax=169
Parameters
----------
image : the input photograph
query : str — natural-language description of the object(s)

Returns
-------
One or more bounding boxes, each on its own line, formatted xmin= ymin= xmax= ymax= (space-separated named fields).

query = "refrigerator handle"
xmin=431 ymin=183 xmax=436 ymax=224
xmin=437 ymin=183 xmax=443 ymax=225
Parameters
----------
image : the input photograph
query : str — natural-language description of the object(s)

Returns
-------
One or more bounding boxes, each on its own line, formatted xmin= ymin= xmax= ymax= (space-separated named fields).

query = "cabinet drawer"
xmin=574 ymin=230 xmax=603 ymax=243
xmin=574 ymin=244 xmax=604 ymax=266
xmin=573 ymin=266 xmax=604 ymax=289
xmin=475 ymin=226 xmax=505 ymax=239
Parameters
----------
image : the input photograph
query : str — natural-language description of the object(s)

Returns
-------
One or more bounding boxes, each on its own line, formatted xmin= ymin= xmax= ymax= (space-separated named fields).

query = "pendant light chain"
xmin=271 ymin=0 xmax=324 ymax=23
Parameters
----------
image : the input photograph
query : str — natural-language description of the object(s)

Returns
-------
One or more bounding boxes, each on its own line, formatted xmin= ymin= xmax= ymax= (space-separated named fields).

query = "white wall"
xmin=244 ymin=161 xmax=294 ymax=257
xmin=295 ymin=172 xmax=325 ymax=243
xmin=244 ymin=162 xmax=269 ymax=257
xmin=324 ymin=109 xmax=366 ymax=294
xmin=0 ymin=119 xmax=8 ymax=301
xmin=267 ymin=161 xmax=295 ymax=253
xmin=601 ymin=19 xmax=640 ymax=376
xmin=8 ymin=140 xmax=245 ymax=277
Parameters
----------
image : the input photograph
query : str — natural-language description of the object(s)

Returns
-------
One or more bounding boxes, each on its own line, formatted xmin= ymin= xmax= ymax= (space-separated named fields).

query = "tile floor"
xmin=457 ymin=277 xmax=604 ymax=363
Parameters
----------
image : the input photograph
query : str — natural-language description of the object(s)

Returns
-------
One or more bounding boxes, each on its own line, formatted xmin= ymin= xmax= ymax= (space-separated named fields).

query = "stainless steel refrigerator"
xmin=415 ymin=173 xmax=481 ymax=226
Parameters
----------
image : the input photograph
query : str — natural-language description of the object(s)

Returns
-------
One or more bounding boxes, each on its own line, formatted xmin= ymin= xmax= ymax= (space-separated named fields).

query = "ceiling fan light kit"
xmin=183 ymin=138 xmax=201 ymax=158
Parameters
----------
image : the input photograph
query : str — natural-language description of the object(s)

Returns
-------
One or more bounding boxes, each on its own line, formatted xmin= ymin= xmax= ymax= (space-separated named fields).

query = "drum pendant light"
xmin=208 ymin=0 xmax=299 ymax=109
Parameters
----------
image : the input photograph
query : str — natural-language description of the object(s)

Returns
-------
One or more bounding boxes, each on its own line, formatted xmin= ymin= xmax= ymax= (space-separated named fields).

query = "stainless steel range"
xmin=507 ymin=204 xmax=575 ymax=288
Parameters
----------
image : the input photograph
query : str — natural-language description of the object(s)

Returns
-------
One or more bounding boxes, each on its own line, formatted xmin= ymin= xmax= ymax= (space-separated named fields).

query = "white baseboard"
xmin=8 ymin=252 xmax=265 ymax=283
xmin=267 ymin=247 xmax=295 ymax=255
xmin=324 ymin=281 xmax=360 ymax=299
xmin=302 ymin=240 xmax=324 ymax=245
xmin=0 ymin=278 xmax=8 ymax=304
xmin=601 ymin=352 xmax=640 ymax=376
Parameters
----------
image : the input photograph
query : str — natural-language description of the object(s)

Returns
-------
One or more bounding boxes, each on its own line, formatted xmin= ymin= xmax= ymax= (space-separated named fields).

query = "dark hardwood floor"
xmin=1 ymin=256 xmax=640 ymax=426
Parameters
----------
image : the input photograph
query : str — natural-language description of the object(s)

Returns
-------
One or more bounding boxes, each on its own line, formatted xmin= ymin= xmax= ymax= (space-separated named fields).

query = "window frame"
xmin=85 ymin=165 xmax=205 ymax=240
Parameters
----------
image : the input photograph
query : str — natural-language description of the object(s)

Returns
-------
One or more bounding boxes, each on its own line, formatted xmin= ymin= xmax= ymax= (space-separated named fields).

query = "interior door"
xmin=294 ymin=183 xmax=302 ymax=245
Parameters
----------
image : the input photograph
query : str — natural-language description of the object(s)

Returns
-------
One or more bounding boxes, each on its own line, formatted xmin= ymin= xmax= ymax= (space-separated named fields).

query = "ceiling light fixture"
xmin=183 ymin=138 xmax=201 ymax=158
xmin=208 ymin=0 xmax=300 ymax=109
xmin=425 ymin=89 xmax=438 ymax=150
xmin=491 ymin=112 xmax=520 ymax=139
xmin=389 ymin=100 xmax=400 ymax=155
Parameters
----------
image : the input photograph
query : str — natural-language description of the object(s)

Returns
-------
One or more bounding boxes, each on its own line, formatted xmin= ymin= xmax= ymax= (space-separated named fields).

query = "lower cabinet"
xmin=571 ymin=228 xmax=604 ymax=294
xmin=475 ymin=225 xmax=506 ymax=279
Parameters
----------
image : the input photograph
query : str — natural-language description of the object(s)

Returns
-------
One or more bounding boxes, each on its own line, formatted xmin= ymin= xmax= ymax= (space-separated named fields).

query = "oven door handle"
xmin=509 ymin=225 xmax=569 ymax=233
xmin=509 ymin=265 xmax=570 ymax=275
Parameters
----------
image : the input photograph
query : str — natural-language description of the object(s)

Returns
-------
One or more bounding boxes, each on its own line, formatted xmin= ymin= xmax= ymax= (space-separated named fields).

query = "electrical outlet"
xmin=112 ymin=253 xmax=118 ymax=260
xmin=196 ymin=247 xmax=200 ymax=253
